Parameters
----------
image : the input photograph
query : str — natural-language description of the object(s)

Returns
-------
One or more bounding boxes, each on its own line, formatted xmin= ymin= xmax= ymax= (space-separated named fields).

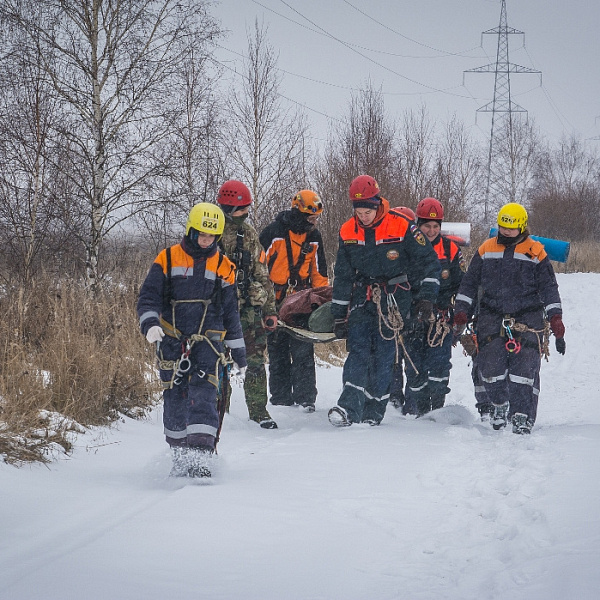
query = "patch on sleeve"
xmin=410 ymin=223 xmax=426 ymax=246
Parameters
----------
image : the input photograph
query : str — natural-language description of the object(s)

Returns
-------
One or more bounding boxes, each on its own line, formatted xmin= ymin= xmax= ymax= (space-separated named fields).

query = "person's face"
xmin=231 ymin=206 xmax=249 ymax=218
xmin=498 ymin=226 xmax=520 ymax=238
xmin=306 ymin=213 xmax=320 ymax=225
xmin=419 ymin=220 xmax=441 ymax=243
xmin=197 ymin=232 xmax=216 ymax=248
xmin=355 ymin=208 xmax=377 ymax=226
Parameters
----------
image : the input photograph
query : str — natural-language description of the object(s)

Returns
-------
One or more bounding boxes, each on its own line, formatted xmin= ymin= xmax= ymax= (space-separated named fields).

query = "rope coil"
xmin=371 ymin=284 xmax=418 ymax=374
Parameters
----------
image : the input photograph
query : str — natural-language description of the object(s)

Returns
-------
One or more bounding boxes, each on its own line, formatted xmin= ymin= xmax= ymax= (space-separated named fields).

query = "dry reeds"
xmin=0 ymin=273 xmax=160 ymax=464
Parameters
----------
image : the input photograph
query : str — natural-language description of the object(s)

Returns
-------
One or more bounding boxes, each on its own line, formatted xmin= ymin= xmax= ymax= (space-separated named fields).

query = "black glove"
xmin=555 ymin=337 xmax=566 ymax=355
xmin=333 ymin=319 xmax=348 ymax=340
xmin=414 ymin=299 xmax=433 ymax=322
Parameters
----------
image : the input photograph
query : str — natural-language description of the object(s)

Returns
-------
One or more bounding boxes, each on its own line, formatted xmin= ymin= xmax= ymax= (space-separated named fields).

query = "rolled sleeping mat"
xmin=489 ymin=228 xmax=570 ymax=263
xmin=440 ymin=222 xmax=471 ymax=247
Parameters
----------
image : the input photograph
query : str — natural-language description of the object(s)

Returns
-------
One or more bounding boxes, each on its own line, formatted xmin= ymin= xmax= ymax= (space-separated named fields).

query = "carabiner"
xmin=505 ymin=339 xmax=521 ymax=353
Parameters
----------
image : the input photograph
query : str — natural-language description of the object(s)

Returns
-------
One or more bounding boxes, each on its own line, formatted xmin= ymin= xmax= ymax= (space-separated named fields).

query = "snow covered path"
xmin=1 ymin=274 xmax=599 ymax=600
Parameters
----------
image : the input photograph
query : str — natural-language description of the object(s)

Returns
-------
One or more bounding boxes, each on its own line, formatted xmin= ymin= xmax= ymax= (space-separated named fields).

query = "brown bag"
xmin=278 ymin=286 xmax=333 ymax=327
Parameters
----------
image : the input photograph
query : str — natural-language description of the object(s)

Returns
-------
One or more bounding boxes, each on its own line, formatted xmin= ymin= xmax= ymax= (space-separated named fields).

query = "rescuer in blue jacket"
xmin=137 ymin=203 xmax=246 ymax=477
xmin=453 ymin=203 xmax=566 ymax=434
xmin=328 ymin=175 xmax=440 ymax=427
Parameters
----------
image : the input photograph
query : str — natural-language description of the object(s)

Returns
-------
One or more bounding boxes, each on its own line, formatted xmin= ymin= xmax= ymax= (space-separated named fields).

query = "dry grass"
xmin=553 ymin=240 xmax=600 ymax=274
xmin=0 ymin=273 xmax=160 ymax=464
xmin=314 ymin=339 xmax=347 ymax=367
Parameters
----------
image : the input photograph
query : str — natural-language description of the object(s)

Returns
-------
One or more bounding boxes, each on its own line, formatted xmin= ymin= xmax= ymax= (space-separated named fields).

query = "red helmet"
xmin=217 ymin=180 xmax=252 ymax=207
xmin=349 ymin=175 xmax=380 ymax=201
xmin=291 ymin=190 xmax=323 ymax=214
xmin=416 ymin=197 xmax=444 ymax=221
xmin=393 ymin=206 xmax=416 ymax=221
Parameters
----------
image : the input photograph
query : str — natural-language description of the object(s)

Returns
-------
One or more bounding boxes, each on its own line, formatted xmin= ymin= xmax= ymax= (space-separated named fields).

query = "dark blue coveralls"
xmin=454 ymin=235 xmax=562 ymax=424
xmin=137 ymin=237 xmax=246 ymax=449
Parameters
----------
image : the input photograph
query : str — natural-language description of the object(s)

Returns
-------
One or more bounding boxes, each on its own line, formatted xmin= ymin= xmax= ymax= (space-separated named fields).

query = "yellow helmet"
xmin=497 ymin=203 xmax=528 ymax=233
xmin=186 ymin=202 xmax=225 ymax=237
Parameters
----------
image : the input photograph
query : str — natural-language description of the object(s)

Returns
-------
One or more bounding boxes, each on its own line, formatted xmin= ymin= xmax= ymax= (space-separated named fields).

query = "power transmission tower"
xmin=465 ymin=0 xmax=541 ymax=220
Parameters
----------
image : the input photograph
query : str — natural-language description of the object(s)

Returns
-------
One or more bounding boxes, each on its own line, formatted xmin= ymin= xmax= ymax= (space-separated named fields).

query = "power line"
xmin=251 ymin=0 xmax=483 ymax=60
xmin=217 ymin=43 xmax=468 ymax=98
xmin=340 ymin=0 xmax=483 ymax=58
xmin=274 ymin=0 xmax=475 ymax=99
xmin=464 ymin=0 xmax=541 ymax=218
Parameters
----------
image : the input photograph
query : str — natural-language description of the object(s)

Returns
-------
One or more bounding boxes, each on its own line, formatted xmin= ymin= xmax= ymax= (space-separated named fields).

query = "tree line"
xmin=1 ymin=1 xmax=599 ymax=293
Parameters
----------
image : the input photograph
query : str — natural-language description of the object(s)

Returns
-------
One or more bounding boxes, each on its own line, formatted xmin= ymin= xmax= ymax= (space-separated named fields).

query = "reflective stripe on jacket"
xmin=454 ymin=236 xmax=562 ymax=320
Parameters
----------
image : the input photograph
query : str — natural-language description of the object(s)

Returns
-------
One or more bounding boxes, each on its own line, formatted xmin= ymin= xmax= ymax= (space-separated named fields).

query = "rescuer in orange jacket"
xmin=259 ymin=190 xmax=329 ymax=410
xmin=402 ymin=198 xmax=466 ymax=416
xmin=327 ymin=176 xmax=441 ymax=427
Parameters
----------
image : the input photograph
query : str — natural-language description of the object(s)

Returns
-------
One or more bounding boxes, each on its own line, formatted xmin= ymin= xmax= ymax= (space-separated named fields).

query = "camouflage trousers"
xmin=226 ymin=306 xmax=273 ymax=424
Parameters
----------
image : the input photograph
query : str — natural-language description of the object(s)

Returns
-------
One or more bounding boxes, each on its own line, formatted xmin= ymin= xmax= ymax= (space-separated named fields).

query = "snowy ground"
xmin=1 ymin=273 xmax=599 ymax=600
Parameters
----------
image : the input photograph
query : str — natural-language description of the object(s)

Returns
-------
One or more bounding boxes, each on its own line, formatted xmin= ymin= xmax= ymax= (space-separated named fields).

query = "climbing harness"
xmin=505 ymin=316 xmax=551 ymax=361
xmin=157 ymin=299 xmax=233 ymax=390
xmin=157 ymin=247 xmax=235 ymax=389
xmin=371 ymin=284 xmax=418 ymax=375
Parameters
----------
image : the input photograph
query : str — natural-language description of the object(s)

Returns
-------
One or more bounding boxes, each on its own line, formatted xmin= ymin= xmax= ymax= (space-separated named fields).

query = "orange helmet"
xmin=349 ymin=175 xmax=380 ymax=201
xmin=416 ymin=197 xmax=444 ymax=221
xmin=291 ymin=190 xmax=323 ymax=214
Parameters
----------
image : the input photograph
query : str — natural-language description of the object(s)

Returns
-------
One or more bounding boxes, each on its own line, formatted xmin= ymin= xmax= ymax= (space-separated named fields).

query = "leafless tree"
xmin=314 ymin=84 xmax=399 ymax=268
xmin=529 ymin=135 xmax=600 ymax=241
xmin=430 ymin=115 xmax=484 ymax=223
xmin=223 ymin=20 xmax=309 ymax=231
xmin=135 ymin=43 xmax=226 ymax=253
xmin=396 ymin=105 xmax=436 ymax=207
xmin=0 ymin=24 xmax=80 ymax=286
xmin=0 ymin=0 xmax=221 ymax=294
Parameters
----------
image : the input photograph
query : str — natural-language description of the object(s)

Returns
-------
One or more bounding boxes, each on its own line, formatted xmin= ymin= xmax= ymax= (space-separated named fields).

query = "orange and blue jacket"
xmin=136 ymin=237 xmax=246 ymax=365
xmin=455 ymin=235 xmax=562 ymax=323
xmin=331 ymin=200 xmax=440 ymax=320
xmin=259 ymin=210 xmax=329 ymax=302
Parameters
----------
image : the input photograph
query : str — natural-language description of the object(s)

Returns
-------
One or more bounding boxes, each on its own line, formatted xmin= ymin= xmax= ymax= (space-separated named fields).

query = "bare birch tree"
xmin=0 ymin=0 xmax=221 ymax=294
xmin=223 ymin=20 xmax=308 ymax=230
xmin=136 ymin=44 xmax=226 ymax=253
xmin=0 ymin=24 xmax=79 ymax=286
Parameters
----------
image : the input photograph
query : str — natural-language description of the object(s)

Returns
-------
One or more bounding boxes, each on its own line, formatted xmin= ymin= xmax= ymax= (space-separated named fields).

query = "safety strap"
xmin=284 ymin=233 xmax=311 ymax=290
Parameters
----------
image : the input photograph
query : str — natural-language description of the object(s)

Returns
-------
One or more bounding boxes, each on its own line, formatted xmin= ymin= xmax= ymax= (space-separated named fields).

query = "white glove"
xmin=230 ymin=362 xmax=247 ymax=386
xmin=146 ymin=325 xmax=165 ymax=344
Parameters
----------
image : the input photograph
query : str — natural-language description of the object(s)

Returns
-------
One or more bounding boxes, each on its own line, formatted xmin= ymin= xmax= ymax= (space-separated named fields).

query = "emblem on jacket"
xmin=386 ymin=249 xmax=399 ymax=260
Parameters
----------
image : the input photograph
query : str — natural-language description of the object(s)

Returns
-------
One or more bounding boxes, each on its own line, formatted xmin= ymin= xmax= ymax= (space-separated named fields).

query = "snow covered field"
xmin=1 ymin=273 xmax=599 ymax=600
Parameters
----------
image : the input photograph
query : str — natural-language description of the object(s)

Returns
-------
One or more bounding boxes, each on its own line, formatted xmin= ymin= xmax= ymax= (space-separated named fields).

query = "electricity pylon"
xmin=465 ymin=0 xmax=541 ymax=220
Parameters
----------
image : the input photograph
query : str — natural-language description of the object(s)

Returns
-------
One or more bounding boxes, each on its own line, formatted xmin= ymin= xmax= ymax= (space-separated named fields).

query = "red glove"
xmin=550 ymin=314 xmax=565 ymax=339
xmin=451 ymin=311 xmax=468 ymax=341
xmin=453 ymin=312 xmax=468 ymax=328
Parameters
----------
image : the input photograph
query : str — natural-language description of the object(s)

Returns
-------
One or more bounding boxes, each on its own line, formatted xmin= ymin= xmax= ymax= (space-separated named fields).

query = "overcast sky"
xmin=212 ymin=0 xmax=600 ymax=148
